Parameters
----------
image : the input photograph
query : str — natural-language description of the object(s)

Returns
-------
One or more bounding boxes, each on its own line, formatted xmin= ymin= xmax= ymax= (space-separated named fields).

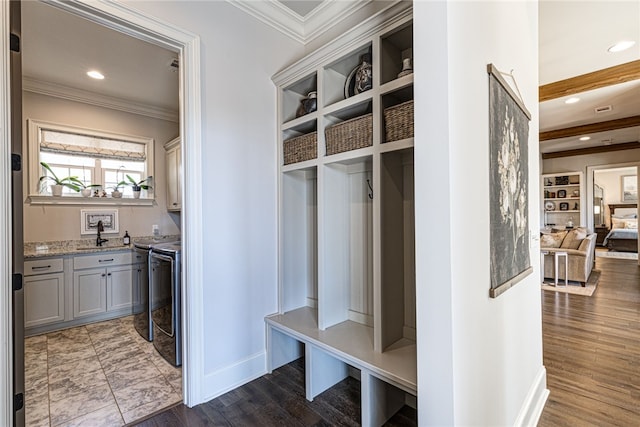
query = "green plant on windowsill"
xmin=124 ymin=175 xmax=153 ymax=191
xmin=125 ymin=175 xmax=153 ymax=199
xmin=39 ymin=161 xmax=83 ymax=196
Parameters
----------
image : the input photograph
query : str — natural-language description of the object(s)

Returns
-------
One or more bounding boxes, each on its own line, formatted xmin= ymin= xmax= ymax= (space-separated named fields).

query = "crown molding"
xmin=226 ymin=0 xmax=374 ymax=44
xmin=22 ymin=76 xmax=179 ymax=123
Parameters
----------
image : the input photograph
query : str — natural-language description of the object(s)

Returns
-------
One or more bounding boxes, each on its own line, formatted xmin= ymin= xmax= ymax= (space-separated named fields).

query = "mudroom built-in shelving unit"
xmin=267 ymin=3 xmax=416 ymax=426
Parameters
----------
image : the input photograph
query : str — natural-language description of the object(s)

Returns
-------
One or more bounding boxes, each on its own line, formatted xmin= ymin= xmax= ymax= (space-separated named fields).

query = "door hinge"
xmin=10 ymin=33 xmax=19 ymax=53
xmin=14 ymin=393 xmax=23 ymax=412
xmin=11 ymin=154 xmax=21 ymax=172
xmin=13 ymin=273 xmax=22 ymax=291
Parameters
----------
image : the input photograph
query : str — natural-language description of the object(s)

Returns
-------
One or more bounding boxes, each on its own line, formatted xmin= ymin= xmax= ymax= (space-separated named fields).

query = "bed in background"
xmin=603 ymin=204 xmax=638 ymax=253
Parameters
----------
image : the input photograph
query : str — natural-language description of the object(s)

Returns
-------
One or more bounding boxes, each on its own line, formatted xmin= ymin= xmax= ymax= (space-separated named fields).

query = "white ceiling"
xmin=538 ymin=1 xmax=640 ymax=154
xmin=21 ymin=1 xmax=640 ymax=152
xmin=21 ymin=1 xmax=180 ymax=121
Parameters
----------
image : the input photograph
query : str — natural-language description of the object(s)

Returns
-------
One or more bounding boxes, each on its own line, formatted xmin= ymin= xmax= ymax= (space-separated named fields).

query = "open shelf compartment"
xmin=378 ymin=148 xmax=415 ymax=352
xmin=380 ymin=22 xmax=413 ymax=86
xmin=323 ymin=43 xmax=373 ymax=108
xmin=321 ymin=156 xmax=373 ymax=330
xmin=282 ymin=72 xmax=318 ymax=124
xmin=281 ymin=167 xmax=318 ymax=315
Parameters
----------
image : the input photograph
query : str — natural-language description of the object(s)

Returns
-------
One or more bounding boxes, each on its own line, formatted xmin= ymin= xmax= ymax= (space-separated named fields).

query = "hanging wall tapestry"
xmin=488 ymin=64 xmax=532 ymax=298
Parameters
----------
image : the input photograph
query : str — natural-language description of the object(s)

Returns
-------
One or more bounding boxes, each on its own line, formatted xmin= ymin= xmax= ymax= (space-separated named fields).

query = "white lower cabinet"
xmin=73 ymin=268 xmax=107 ymax=318
xmin=24 ymin=272 xmax=65 ymax=328
xmin=106 ymin=265 xmax=135 ymax=312
xmin=73 ymin=251 xmax=135 ymax=319
xmin=24 ymin=257 xmax=65 ymax=329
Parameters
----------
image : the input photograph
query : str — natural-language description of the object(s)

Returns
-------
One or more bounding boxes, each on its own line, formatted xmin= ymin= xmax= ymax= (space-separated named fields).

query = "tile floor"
xmin=24 ymin=316 xmax=182 ymax=427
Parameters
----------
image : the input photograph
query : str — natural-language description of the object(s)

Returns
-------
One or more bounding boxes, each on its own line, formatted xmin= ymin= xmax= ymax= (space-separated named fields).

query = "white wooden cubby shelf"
xmin=270 ymin=3 xmax=415 ymax=426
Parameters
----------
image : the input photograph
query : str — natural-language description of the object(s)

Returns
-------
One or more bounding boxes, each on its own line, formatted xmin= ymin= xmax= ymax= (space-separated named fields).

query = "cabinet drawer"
xmin=74 ymin=251 xmax=133 ymax=270
xmin=24 ymin=258 xmax=64 ymax=276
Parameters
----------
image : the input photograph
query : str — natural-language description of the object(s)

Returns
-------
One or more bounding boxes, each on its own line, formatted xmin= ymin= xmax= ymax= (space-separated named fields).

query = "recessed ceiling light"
xmin=579 ymin=136 xmax=591 ymax=141
xmin=607 ymin=40 xmax=636 ymax=53
xmin=87 ymin=70 xmax=105 ymax=80
xmin=565 ymin=97 xmax=580 ymax=104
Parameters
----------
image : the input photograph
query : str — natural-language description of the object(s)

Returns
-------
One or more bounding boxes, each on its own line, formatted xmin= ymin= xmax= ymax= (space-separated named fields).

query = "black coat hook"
xmin=366 ymin=179 xmax=373 ymax=199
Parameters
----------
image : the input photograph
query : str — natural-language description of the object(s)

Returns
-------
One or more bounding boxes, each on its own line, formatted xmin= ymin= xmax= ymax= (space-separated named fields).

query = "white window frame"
xmin=27 ymin=119 xmax=155 ymax=205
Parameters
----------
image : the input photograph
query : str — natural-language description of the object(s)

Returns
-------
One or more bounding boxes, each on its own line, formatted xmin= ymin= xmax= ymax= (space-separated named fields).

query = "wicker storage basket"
xmin=283 ymin=132 xmax=317 ymax=165
xmin=325 ymin=113 xmax=373 ymax=155
xmin=384 ymin=100 xmax=414 ymax=142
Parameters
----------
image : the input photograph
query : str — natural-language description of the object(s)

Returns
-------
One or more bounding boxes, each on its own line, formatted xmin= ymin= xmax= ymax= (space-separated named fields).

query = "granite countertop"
xmin=24 ymin=235 xmax=181 ymax=258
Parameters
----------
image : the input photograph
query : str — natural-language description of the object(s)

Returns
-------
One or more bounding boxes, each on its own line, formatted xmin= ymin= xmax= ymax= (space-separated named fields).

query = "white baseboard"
xmin=514 ymin=366 xmax=549 ymax=427
xmin=200 ymin=351 xmax=267 ymax=404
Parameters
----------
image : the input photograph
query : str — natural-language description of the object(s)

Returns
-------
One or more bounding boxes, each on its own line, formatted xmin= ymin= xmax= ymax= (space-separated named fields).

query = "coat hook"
xmin=366 ymin=179 xmax=373 ymax=199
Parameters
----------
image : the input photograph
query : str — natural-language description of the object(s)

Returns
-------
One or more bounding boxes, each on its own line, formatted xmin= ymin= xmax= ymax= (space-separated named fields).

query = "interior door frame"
xmin=586 ymin=161 xmax=640 ymax=265
xmin=1 ymin=1 xmax=15 ymax=425
xmin=0 ymin=0 xmax=205 ymax=421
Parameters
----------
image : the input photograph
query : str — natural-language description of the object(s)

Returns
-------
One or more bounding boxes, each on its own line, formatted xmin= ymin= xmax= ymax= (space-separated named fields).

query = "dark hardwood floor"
xmin=130 ymin=357 xmax=417 ymax=426
xmin=132 ymin=256 xmax=639 ymax=426
xmin=539 ymin=256 xmax=640 ymax=426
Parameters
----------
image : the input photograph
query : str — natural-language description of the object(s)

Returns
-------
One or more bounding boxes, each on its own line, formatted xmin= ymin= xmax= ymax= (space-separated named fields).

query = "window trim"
xmin=27 ymin=119 xmax=155 ymax=204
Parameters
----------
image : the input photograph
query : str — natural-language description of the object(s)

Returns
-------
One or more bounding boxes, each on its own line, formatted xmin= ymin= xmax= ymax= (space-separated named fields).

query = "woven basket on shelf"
xmin=325 ymin=113 xmax=373 ymax=156
xmin=283 ymin=131 xmax=317 ymax=165
xmin=384 ymin=100 xmax=414 ymax=142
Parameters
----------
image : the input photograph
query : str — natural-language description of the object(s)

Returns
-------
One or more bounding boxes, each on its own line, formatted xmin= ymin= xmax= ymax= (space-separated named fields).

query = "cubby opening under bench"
xmin=266 ymin=308 xmax=416 ymax=426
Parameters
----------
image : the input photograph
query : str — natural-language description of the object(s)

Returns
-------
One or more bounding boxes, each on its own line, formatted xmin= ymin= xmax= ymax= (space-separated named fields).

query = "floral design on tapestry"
xmin=489 ymin=68 xmax=531 ymax=292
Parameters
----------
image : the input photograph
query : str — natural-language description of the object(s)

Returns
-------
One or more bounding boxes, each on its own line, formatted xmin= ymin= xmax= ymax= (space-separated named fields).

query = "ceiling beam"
xmin=539 ymin=60 xmax=640 ymax=102
xmin=541 ymin=141 xmax=640 ymax=159
xmin=539 ymin=115 xmax=640 ymax=141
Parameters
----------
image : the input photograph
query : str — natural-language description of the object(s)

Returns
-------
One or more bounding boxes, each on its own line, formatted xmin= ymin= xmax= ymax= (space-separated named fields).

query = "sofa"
xmin=540 ymin=227 xmax=597 ymax=286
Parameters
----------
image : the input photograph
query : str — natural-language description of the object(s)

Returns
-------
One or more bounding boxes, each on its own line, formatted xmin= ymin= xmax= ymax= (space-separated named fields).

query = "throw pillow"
xmin=612 ymin=218 xmax=626 ymax=229
xmin=560 ymin=227 xmax=587 ymax=249
xmin=625 ymin=219 xmax=638 ymax=229
xmin=541 ymin=231 xmax=566 ymax=248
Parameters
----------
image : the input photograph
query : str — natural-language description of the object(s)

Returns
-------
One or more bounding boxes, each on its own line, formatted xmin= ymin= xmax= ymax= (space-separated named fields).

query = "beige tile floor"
xmin=24 ymin=316 xmax=182 ymax=427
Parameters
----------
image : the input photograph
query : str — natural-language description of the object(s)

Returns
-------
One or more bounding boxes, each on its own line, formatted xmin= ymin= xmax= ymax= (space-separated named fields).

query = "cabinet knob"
xmin=101 ymin=274 xmax=106 ymax=277
xmin=107 ymin=273 xmax=112 ymax=276
xmin=173 ymin=202 xmax=178 ymax=206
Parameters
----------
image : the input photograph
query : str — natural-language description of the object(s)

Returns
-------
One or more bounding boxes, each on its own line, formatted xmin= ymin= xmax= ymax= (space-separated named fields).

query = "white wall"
xmin=415 ymin=2 xmax=545 ymax=425
xmin=22 ymin=91 xmax=180 ymax=241
xmin=120 ymin=0 xmax=305 ymax=400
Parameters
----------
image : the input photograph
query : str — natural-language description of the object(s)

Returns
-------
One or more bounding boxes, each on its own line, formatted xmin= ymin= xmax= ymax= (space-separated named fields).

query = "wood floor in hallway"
xmin=538 ymin=256 xmax=640 ymax=426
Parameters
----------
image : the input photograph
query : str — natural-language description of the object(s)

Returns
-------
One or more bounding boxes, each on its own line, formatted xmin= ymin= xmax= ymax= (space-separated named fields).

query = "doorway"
xmin=4 ymin=1 xmax=204 ymax=425
xmin=587 ymin=164 xmax=640 ymax=260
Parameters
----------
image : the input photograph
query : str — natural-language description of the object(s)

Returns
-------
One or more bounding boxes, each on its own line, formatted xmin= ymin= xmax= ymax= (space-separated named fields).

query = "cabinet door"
xmin=107 ymin=264 xmax=134 ymax=312
xmin=166 ymin=145 xmax=181 ymax=211
xmin=73 ymin=268 xmax=107 ymax=318
xmin=24 ymin=272 xmax=65 ymax=328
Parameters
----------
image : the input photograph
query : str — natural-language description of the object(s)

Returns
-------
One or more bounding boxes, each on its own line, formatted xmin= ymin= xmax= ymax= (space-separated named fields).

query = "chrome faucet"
xmin=96 ymin=220 xmax=109 ymax=247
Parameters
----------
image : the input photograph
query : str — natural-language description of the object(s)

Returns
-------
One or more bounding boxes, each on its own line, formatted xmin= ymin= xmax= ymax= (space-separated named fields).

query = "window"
xmin=28 ymin=119 xmax=154 ymax=201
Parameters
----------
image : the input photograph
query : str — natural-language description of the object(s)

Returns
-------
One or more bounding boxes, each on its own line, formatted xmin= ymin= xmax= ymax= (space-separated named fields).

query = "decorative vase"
xmin=354 ymin=54 xmax=372 ymax=95
xmin=81 ymin=188 xmax=92 ymax=197
xmin=295 ymin=91 xmax=318 ymax=118
xmin=50 ymin=184 xmax=63 ymax=197
xmin=111 ymin=190 xmax=122 ymax=198
xmin=397 ymin=57 xmax=413 ymax=78
xmin=133 ymin=190 xmax=141 ymax=199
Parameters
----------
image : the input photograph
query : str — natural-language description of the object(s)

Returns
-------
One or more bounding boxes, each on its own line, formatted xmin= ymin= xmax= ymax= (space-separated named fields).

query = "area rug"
xmin=541 ymin=269 xmax=600 ymax=296
xmin=595 ymin=250 xmax=638 ymax=260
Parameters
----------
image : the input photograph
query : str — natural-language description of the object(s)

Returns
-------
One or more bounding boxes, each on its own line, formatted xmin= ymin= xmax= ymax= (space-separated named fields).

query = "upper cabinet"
xmin=164 ymin=137 xmax=181 ymax=212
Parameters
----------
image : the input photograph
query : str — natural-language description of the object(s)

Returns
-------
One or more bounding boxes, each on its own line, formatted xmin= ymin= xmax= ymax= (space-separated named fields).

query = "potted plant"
xmin=75 ymin=181 xmax=102 ymax=197
xmin=125 ymin=175 xmax=153 ymax=199
xmin=110 ymin=181 xmax=126 ymax=198
xmin=39 ymin=161 xmax=81 ymax=196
